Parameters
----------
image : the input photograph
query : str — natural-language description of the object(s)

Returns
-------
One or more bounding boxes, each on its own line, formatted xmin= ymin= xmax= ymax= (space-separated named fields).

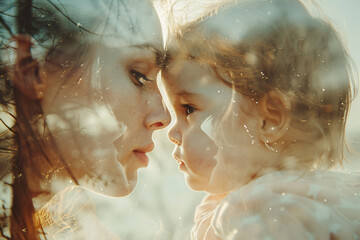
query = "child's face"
xmin=164 ymin=60 xmax=269 ymax=194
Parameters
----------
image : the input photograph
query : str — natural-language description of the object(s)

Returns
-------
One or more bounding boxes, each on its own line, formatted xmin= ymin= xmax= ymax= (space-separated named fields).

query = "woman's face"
xmin=38 ymin=0 xmax=170 ymax=197
xmin=164 ymin=60 xmax=269 ymax=194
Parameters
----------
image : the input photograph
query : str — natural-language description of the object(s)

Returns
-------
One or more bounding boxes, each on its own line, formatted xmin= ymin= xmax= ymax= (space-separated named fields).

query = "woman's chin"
xmin=89 ymin=182 xmax=136 ymax=197
xmin=114 ymin=177 xmax=138 ymax=197
xmin=78 ymin=174 xmax=138 ymax=197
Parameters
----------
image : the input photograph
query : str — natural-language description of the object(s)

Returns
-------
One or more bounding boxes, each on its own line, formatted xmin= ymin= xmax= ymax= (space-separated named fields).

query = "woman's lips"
xmin=133 ymin=150 xmax=149 ymax=166
xmin=133 ymin=143 xmax=154 ymax=167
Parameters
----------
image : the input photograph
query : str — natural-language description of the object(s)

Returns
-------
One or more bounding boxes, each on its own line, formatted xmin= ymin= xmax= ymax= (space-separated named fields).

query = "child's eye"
xmin=182 ymin=104 xmax=197 ymax=116
xmin=130 ymin=70 xmax=152 ymax=87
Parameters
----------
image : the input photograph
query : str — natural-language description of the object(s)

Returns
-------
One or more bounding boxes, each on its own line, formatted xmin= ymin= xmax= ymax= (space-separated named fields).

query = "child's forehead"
xmin=164 ymin=60 xmax=230 ymax=99
xmin=166 ymin=60 xmax=212 ymax=86
xmin=193 ymin=0 xmax=308 ymax=44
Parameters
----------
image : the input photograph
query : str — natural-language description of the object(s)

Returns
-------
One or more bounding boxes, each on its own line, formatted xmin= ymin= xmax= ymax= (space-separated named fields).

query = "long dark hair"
xmin=0 ymin=0 xmax=94 ymax=238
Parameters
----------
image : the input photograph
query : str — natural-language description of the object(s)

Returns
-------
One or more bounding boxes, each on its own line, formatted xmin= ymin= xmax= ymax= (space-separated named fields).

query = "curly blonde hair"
xmin=164 ymin=0 xmax=357 ymax=169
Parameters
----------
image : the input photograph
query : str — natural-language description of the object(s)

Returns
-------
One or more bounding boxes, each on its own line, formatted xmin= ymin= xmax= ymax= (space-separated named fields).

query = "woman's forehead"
xmin=60 ymin=0 xmax=163 ymax=49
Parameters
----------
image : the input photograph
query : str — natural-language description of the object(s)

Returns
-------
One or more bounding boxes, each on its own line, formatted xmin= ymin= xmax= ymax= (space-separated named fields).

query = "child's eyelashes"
xmin=182 ymin=104 xmax=197 ymax=116
xmin=129 ymin=69 xmax=152 ymax=87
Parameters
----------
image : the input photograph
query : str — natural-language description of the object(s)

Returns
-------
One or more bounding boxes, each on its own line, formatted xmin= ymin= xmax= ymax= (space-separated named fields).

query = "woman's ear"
xmin=12 ymin=34 xmax=46 ymax=100
xmin=257 ymin=90 xmax=291 ymax=144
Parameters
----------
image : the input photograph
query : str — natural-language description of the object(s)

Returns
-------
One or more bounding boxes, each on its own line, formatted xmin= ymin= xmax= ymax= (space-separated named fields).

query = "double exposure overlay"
xmin=0 ymin=0 xmax=360 ymax=239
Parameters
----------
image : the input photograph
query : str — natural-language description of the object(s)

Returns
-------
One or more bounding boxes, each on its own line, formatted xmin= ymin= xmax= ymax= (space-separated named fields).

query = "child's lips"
xmin=173 ymin=154 xmax=187 ymax=170
xmin=178 ymin=161 xmax=186 ymax=170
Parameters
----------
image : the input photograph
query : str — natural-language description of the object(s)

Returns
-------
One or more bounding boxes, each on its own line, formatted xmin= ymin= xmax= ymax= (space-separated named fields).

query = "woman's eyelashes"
xmin=182 ymin=104 xmax=197 ymax=116
xmin=130 ymin=69 xmax=152 ymax=87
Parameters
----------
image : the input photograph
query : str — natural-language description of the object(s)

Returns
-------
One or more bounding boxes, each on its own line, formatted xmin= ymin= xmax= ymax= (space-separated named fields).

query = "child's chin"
xmin=185 ymin=175 xmax=210 ymax=192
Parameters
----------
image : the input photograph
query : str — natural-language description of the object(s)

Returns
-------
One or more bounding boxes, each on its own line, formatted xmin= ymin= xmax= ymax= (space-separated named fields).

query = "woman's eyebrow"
xmin=129 ymin=44 xmax=164 ymax=67
xmin=130 ymin=44 xmax=162 ymax=56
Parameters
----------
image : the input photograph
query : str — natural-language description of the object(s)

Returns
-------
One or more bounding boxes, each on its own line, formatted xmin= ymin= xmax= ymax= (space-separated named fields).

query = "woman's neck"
xmin=25 ymin=162 xmax=76 ymax=211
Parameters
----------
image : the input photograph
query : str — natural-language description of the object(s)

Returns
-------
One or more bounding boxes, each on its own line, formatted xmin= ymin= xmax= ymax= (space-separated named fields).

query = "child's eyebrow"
xmin=177 ymin=91 xmax=209 ymax=103
xmin=178 ymin=91 xmax=198 ymax=98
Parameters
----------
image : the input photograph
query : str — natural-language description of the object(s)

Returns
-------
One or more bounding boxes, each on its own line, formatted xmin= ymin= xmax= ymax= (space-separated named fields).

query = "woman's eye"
xmin=130 ymin=70 xmax=151 ymax=87
xmin=182 ymin=104 xmax=197 ymax=116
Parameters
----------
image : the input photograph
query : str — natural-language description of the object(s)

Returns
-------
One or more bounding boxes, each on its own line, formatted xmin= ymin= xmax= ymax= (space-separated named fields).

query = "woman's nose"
xmin=145 ymin=98 xmax=171 ymax=130
xmin=168 ymin=125 xmax=182 ymax=145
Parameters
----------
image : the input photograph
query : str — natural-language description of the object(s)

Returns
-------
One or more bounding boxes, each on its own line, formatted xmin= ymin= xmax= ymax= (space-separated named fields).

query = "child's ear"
xmin=12 ymin=34 xmax=46 ymax=100
xmin=257 ymin=90 xmax=291 ymax=144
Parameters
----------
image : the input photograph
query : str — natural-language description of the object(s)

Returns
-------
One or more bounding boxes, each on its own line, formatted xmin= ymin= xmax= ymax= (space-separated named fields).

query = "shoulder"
xmin=212 ymin=171 xmax=360 ymax=240
xmin=35 ymin=186 xmax=120 ymax=240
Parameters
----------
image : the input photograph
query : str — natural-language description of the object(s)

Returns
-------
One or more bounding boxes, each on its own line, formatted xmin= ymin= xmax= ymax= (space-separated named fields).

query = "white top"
xmin=192 ymin=170 xmax=360 ymax=240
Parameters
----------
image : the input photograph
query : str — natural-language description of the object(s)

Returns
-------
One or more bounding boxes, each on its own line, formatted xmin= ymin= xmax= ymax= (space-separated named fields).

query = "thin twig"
xmin=45 ymin=0 xmax=100 ymax=36
xmin=0 ymin=10 xmax=16 ymax=18
xmin=0 ymin=15 xmax=13 ymax=36
xmin=0 ymin=119 xmax=15 ymax=134
xmin=0 ymin=226 xmax=10 ymax=240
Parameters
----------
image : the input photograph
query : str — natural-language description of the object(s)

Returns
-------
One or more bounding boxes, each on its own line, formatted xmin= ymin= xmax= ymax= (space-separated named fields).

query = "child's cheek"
xmin=182 ymin=125 xmax=218 ymax=175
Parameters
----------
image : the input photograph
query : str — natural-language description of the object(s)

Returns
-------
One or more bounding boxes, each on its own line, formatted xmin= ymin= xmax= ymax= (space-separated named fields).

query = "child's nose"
xmin=168 ymin=126 xmax=182 ymax=145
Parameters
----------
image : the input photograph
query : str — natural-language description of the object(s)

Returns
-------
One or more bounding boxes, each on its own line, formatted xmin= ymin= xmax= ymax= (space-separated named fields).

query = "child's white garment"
xmin=192 ymin=171 xmax=360 ymax=240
